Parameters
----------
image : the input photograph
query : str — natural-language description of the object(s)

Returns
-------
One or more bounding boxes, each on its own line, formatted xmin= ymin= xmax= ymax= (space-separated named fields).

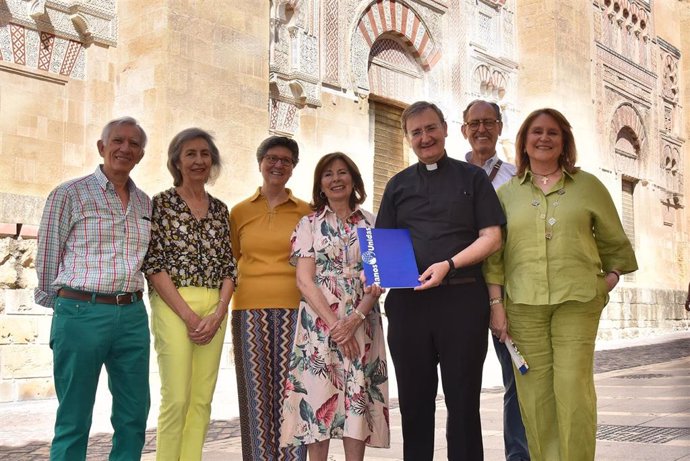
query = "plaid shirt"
xmin=34 ymin=166 xmax=152 ymax=307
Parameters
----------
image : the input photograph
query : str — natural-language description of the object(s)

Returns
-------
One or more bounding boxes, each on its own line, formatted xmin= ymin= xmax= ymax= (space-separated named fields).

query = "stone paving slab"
xmin=1 ymin=333 xmax=688 ymax=460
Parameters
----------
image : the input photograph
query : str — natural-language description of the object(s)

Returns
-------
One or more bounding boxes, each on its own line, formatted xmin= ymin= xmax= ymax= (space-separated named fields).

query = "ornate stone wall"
xmin=0 ymin=0 xmax=118 ymax=80
xmin=0 ymin=0 xmax=688 ymax=402
xmin=592 ymin=0 xmax=686 ymax=293
xmin=464 ymin=0 xmax=518 ymax=159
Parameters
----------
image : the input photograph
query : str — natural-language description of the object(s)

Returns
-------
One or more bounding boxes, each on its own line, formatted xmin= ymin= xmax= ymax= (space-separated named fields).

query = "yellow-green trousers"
xmin=151 ymin=286 xmax=227 ymax=461
xmin=507 ymin=277 xmax=608 ymax=461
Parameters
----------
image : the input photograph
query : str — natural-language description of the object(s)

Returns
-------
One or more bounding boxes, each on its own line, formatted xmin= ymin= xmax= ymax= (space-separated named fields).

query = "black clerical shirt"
xmin=376 ymin=153 xmax=505 ymax=278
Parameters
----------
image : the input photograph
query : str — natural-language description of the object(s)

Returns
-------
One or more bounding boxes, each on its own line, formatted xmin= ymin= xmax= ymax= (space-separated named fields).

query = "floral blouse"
xmin=143 ymin=188 xmax=237 ymax=290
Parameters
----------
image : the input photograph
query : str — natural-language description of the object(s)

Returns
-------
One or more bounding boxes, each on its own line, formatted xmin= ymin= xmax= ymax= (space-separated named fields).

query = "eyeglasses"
xmin=464 ymin=119 xmax=501 ymax=131
xmin=263 ymin=155 xmax=294 ymax=166
xmin=409 ymin=124 xmax=442 ymax=140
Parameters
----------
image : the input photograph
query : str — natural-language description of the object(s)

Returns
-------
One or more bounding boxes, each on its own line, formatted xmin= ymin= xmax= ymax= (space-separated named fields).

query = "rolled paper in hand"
xmin=506 ymin=337 xmax=529 ymax=375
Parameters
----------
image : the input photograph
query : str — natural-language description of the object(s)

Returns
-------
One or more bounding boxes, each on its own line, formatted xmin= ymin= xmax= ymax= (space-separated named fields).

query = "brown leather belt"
xmin=439 ymin=276 xmax=477 ymax=286
xmin=58 ymin=288 xmax=143 ymax=306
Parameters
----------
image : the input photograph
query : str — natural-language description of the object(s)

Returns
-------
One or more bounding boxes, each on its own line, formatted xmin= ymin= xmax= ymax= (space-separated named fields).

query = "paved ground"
xmin=1 ymin=332 xmax=688 ymax=460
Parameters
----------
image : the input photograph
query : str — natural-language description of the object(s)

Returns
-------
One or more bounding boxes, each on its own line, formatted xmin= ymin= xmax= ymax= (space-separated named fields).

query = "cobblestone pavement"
xmin=1 ymin=334 xmax=688 ymax=460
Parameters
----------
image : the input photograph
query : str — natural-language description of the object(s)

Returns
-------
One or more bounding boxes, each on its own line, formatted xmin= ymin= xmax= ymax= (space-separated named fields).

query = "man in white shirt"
xmin=462 ymin=100 xmax=529 ymax=461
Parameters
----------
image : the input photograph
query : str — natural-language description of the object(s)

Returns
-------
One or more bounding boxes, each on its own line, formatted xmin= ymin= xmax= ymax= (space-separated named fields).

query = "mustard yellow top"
xmin=230 ymin=187 xmax=311 ymax=310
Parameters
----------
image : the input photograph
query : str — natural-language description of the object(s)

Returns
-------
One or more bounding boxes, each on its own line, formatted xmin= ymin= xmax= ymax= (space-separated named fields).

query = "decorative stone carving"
xmin=472 ymin=64 xmax=507 ymax=101
xmin=661 ymin=53 xmax=679 ymax=104
xmin=351 ymin=0 xmax=443 ymax=92
xmin=368 ymin=37 xmax=423 ymax=103
xmin=70 ymin=13 xmax=93 ymax=44
xmin=0 ymin=0 xmax=116 ymax=80
xmin=608 ymin=102 xmax=646 ymax=180
xmin=323 ymin=0 xmax=339 ymax=84
xmin=269 ymin=0 xmax=323 ymax=134
xmin=269 ymin=97 xmax=300 ymax=136
xmin=479 ymin=0 xmax=506 ymax=9
xmin=26 ymin=0 xmax=46 ymax=20
xmin=597 ymin=0 xmax=650 ymax=67
xmin=1 ymin=0 xmax=117 ymax=46
xmin=0 ymin=22 xmax=84 ymax=79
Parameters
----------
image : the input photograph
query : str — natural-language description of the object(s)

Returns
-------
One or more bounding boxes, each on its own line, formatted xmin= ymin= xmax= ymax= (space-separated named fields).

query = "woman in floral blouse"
xmin=280 ymin=152 xmax=390 ymax=461
xmin=142 ymin=128 xmax=237 ymax=461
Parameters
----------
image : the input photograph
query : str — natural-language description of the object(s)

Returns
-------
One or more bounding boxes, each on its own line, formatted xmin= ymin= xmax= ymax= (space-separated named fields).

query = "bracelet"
xmin=446 ymin=258 xmax=456 ymax=271
xmin=353 ymin=308 xmax=366 ymax=321
xmin=446 ymin=258 xmax=457 ymax=278
xmin=489 ymin=297 xmax=503 ymax=306
xmin=217 ymin=298 xmax=227 ymax=305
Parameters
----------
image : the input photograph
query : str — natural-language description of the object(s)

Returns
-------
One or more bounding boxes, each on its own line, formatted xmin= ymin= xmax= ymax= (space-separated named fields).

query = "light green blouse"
xmin=483 ymin=168 xmax=638 ymax=305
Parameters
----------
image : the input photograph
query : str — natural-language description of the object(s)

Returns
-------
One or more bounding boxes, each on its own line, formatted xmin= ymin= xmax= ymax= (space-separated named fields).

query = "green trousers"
xmin=49 ymin=295 xmax=150 ymax=461
xmin=506 ymin=277 xmax=608 ymax=461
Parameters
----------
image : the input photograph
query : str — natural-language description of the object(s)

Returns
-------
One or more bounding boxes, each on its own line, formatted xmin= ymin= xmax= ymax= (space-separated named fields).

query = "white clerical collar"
xmin=425 ymin=162 xmax=438 ymax=171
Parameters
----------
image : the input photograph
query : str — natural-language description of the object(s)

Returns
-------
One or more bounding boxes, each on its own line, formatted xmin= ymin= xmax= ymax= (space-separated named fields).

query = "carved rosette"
xmin=661 ymin=54 xmax=679 ymax=104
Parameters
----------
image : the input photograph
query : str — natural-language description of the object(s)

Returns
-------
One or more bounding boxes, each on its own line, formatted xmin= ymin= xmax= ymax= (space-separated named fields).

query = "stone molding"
xmin=598 ymin=0 xmax=649 ymax=40
xmin=0 ymin=0 xmax=117 ymax=46
xmin=269 ymin=0 xmax=322 ymax=135
xmin=597 ymin=43 xmax=655 ymax=93
xmin=0 ymin=1 xmax=117 ymax=80
xmin=351 ymin=0 xmax=444 ymax=92
xmin=608 ymin=103 xmax=646 ymax=179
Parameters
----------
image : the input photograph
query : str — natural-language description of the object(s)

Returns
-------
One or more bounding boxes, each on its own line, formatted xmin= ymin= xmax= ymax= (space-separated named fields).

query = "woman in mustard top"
xmin=484 ymin=108 xmax=638 ymax=461
xmin=229 ymin=136 xmax=311 ymax=461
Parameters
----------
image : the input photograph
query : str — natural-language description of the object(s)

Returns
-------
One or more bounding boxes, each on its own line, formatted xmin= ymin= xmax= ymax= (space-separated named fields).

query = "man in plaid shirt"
xmin=35 ymin=116 xmax=152 ymax=461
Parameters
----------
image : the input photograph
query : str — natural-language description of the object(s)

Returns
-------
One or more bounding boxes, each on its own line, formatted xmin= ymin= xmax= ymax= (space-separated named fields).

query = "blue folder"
xmin=356 ymin=228 xmax=420 ymax=288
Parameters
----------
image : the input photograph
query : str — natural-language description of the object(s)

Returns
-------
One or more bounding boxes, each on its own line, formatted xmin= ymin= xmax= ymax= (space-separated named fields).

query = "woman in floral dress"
xmin=280 ymin=152 xmax=390 ymax=461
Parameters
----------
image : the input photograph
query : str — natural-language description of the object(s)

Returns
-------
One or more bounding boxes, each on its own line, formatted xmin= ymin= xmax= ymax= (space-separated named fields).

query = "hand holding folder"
xmin=356 ymin=228 xmax=420 ymax=289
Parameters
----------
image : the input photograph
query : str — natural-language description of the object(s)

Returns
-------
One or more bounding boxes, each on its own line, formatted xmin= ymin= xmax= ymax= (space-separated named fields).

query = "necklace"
xmin=176 ymin=188 xmax=209 ymax=218
xmin=532 ymin=166 xmax=561 ymax=185
xmin=530 ymin=187 xmax=566 ymax=240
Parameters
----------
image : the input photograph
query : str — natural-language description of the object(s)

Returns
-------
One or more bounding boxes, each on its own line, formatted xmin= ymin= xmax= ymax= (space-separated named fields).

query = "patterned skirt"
xmin=231 ymin=308 xmax=306 ymax=461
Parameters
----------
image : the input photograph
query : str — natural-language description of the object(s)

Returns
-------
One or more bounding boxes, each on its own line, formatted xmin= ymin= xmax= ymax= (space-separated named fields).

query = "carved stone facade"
xmin=590 ymin=0 xmax=685 ymax=292
xmin=0 ymin=0 xmax=118 ymax=80
xmin=0 ymin=0 xmax=688 ymax=402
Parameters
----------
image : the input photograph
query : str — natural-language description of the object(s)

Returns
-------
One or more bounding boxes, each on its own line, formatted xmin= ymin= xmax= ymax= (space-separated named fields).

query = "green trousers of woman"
xmin=507 ymin=278 xmax=608 ymax=461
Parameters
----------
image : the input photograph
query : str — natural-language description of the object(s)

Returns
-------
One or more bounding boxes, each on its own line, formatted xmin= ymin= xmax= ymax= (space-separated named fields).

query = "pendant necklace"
xmin=533 ymin=166 xmax=561 ymax=185
xmin=335 ymin=213 xmax=352 ymax=267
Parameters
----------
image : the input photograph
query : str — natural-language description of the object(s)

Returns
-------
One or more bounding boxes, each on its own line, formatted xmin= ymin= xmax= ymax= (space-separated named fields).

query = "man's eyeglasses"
xmin=264 ymin=155 xmax=294 ymax=166
xmin=464 ymin=119 xmax=501 ymax=131
xmin=409 ymin=124 xmax=441 ymax=140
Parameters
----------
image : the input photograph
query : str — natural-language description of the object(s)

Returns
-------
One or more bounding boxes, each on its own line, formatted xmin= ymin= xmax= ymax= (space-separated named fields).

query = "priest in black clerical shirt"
xmin=376 ymin=101 xmax=505 ymax=461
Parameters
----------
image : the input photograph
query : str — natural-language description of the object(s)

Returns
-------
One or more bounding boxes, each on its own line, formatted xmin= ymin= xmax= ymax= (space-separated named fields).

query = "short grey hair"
xmin=462 ymin=99 xmax=502 ymax=122
xmin=100 ymin=116 xmax=148 ymax=148
xmin=255 ymin=136 xmax=299 ymax=165
xmin=167 ymin=128 xmax=222 ymax=187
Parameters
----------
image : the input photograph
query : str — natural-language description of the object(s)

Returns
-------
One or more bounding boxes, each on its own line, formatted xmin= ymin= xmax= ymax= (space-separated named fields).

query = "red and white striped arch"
xmin=356 ymin=0 xmax=441 ymax=71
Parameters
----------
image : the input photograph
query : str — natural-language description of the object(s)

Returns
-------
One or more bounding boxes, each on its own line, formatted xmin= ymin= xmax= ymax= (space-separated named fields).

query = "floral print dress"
xmin=279 ymin=206 xmax=390 ymax=448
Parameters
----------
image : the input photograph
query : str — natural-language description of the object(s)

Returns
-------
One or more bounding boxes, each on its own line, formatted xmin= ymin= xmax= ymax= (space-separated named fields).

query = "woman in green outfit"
xmin=484 ymin=108 xmax=638 ymax=461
